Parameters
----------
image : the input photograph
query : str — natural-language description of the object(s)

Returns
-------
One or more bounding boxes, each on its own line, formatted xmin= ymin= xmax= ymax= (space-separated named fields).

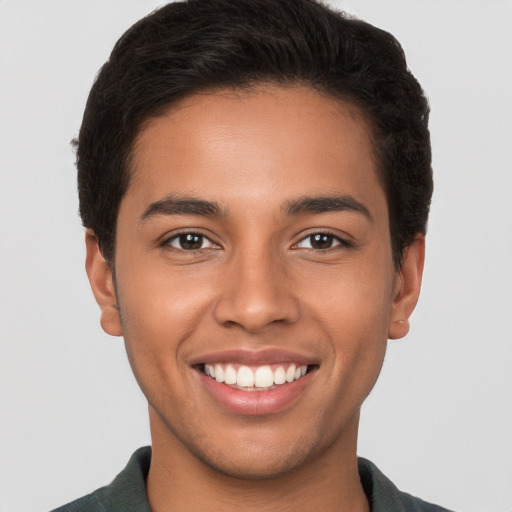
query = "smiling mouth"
xmin=202 ymin=363 xmax=313 ymax=391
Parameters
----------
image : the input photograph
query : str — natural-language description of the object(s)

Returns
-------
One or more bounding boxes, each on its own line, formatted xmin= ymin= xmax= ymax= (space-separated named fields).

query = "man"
xmin=53 ymin=0 xmax=452 ymax=510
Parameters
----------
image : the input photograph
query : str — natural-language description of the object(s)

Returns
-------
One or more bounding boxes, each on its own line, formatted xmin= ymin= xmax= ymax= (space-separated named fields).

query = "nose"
xmin=213 ymin=251 xmax=300 ymax=332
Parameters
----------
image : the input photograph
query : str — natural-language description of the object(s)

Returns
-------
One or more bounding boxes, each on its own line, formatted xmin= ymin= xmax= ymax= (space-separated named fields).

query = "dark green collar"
xmin=52 ymin=447 xmax=453 ymax=512
xmin=358 ymin=457 xmax=452 ymax=511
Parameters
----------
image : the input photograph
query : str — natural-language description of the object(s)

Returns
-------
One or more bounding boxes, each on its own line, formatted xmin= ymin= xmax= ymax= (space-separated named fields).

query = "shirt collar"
xmin=97 ymin=447 xmax=449 ymax=512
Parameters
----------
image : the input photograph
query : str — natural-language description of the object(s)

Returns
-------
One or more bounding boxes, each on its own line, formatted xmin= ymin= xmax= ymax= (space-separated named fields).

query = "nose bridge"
xmin=213 ymin=242 xmax=299 ymax=331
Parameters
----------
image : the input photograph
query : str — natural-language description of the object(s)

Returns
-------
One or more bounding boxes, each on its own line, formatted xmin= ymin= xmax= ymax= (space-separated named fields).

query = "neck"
xmin=146 ymin=409 xmax=369 ymax=512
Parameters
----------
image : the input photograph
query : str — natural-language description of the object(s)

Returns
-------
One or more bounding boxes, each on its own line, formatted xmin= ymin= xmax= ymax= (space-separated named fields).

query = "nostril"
xmin=213 ymin=295 xmax=301 ymax=332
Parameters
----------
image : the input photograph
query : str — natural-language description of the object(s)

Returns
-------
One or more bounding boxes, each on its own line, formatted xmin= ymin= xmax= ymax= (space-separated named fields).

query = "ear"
xmin=85 ymin=230 xmax=123 ymax=337
xmin=388 ymin=235 xmax=425 ymax=340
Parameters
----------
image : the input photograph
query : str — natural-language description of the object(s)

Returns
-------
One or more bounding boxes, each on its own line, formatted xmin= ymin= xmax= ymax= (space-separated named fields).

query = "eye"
xmin=165 ymin=232 xmax=217 ymax=251
xmin=295 ymin=232 xmax=346 ymax=250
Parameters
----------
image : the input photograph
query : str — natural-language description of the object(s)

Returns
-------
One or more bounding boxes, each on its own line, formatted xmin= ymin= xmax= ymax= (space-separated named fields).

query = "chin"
xmin=184 ymin=424 xmax=332 ymax=482
xmin=197 ymin=447 xmax=312 ymax=481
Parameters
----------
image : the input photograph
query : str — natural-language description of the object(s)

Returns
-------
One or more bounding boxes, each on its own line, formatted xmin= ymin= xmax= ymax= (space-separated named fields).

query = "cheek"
xmin=114 ymin=264 xmax=215 ymax=376
xmin=118 ymin=260 xmax=210 ymax=327
xmin=302 ymin=250 xmax=394 ymax=382
xmin=303 ymin=252 xmax=395 ymax=332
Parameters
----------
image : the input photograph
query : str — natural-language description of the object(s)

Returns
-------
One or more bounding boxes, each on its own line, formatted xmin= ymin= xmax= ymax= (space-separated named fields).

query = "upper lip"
xmin=189 ymin=348 xmax=319 ymax=367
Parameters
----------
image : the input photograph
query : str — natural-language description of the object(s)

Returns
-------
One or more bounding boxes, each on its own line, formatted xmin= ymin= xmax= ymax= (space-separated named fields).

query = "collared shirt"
xmin=50 ymin=447 xmax=454 ymax=512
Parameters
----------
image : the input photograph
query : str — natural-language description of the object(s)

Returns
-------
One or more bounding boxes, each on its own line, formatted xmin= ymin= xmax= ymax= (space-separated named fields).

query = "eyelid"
xmin=160 ymin=229 xmax=221 ymax=250
xmin=292 ymin=229 xmax=354 ymax=250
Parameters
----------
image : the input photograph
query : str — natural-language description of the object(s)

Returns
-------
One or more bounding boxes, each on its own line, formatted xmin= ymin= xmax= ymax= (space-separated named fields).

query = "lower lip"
xmin=198 ymin=370 xmax=314 ymax=416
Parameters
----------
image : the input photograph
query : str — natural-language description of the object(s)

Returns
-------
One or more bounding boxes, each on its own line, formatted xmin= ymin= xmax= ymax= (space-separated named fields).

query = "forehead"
xmin=127 ymin=85 xmax=385 ymax=219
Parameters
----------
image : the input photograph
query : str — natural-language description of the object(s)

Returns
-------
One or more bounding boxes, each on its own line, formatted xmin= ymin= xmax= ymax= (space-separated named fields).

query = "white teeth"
xmin=274 ymin=366 xmax=286 ymax=385
xmin=204 ymin=362 xmax=310 ymax=389
xmin=224 ymin=364 xmax=237 ymax=385
xmin=237 ymin=366 xmax=255 ymax=387
xmin=214 ymin=364 xmax=225 ymax=383
xmin=286 ymin=364 xmax=296 ymax=383
xmin=255 ymin=366 xmax=274 ymax=387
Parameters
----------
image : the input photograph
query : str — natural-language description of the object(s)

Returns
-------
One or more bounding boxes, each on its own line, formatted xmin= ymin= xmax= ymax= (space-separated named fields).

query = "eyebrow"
xmin=139 ymin=193 xmax=373 ymax=223
xmin=140 ymin=195 xmax=225 ymax=221
xmin=285 ymin=195 xmax=373 ymax=222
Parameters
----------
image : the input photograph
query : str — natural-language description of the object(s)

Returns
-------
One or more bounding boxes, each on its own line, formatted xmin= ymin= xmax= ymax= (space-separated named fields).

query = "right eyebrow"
xmin=139 ymin=195 xmax=225 ymax=222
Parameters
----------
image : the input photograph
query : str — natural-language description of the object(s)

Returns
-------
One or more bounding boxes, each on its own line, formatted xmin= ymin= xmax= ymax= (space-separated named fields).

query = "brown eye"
xmin=167 ymin=233 xmax=216 ymax=251
xmin=295 ymin=233 xmax=344 ymax=250
xmin=310 ymin=234 xmax=334 ymax=249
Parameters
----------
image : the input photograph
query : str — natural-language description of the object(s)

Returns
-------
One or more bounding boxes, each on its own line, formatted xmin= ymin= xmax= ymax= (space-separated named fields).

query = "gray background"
xmin=1 ymin=1 xmax=511 ymax=511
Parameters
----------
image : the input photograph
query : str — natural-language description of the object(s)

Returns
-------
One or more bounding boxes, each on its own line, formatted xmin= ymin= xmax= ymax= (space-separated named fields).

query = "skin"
xmin=86 ymin=85 xmax=424 ymax=512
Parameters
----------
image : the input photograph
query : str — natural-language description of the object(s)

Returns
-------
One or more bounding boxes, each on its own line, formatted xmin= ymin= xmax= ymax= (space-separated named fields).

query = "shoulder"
xmin=50 ymin=493 xmax=105 ymax=512
xmin=358 ymin=457 xmax=455 ymax=512
xmin=49 ymin=447 xmax=152 ymax=512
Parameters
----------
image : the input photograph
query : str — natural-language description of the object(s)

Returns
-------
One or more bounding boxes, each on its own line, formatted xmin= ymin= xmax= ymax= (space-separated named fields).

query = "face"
xmin=87 ymin=85 xmax=423 ymax=479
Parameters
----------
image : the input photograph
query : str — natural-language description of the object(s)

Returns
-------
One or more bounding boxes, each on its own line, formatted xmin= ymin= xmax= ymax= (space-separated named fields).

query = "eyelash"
xmin=293 ymin=231 xmax=353 ymax=251
xmin=162 ymin=231 xmax=219 ymax=252
xmin=161 ymin=230 xmax=352 ymax=253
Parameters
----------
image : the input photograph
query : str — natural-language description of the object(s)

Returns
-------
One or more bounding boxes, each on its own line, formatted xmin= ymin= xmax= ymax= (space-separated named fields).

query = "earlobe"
xmin=85 ymin=230 xmax=123 ymax=337
xmin=388 ymin=236 xmax=425 ymax=340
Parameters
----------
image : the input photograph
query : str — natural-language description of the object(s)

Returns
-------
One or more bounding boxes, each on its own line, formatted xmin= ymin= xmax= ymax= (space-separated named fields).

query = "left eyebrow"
xmin=139 ymin=194 xmax=225 ymax=222
xmin=285 ymin=195 xmax=373 ymax=222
